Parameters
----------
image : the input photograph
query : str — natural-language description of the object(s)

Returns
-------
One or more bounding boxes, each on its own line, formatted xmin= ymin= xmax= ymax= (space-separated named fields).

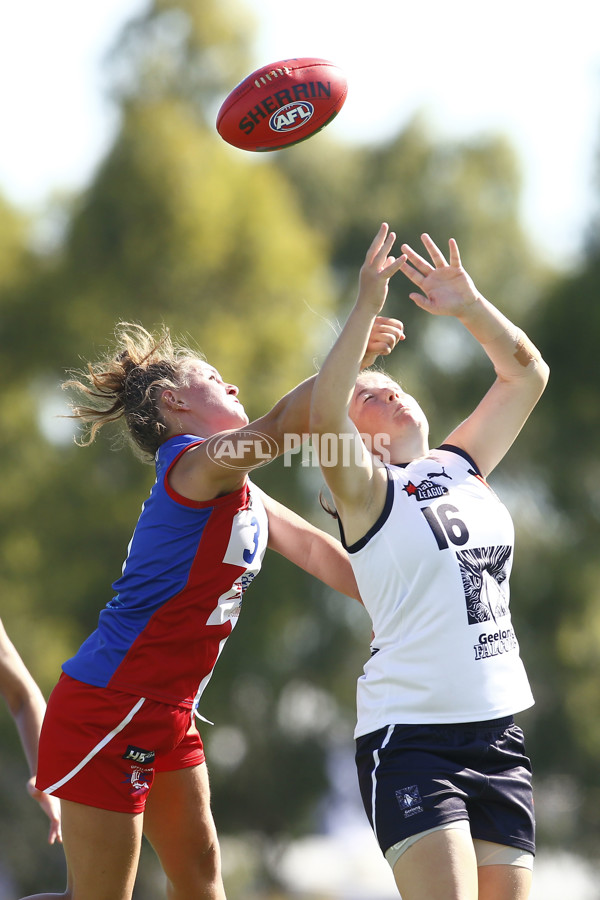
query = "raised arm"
xmin=216 ymin=314 xmax=404 ymax=472
xmin=173 ymin=312 xmax=404 ymax=501
xmin=0 ymin=619 xmax=62 ymax=844
xmin=398 ymin=234 xmax=549 ymax=476
xmin=309 ymin=225 xmax=405 ymax=521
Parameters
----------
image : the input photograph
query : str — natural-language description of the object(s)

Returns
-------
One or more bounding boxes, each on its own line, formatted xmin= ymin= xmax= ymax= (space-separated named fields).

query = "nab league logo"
xmin=403 ymin=466 xmax=451 ymax=501
xmin=403 ymin=479 xmax=449 ymax=501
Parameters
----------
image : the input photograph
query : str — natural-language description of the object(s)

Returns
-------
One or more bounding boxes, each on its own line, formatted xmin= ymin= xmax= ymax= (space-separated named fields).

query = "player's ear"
xmin=162 ymin=389 xmax=186 ymax=411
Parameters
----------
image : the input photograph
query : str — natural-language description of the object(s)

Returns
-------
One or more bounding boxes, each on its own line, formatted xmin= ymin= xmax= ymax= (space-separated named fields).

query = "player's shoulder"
xmin=435 ymin=443 xmax=481 ymax=475
xmin=156 ymin=433 xmax=204 ymax=471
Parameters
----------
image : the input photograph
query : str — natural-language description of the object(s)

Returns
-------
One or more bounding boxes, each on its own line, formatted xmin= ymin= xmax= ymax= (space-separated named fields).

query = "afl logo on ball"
xmin=270 ymin=101 xmax=314 ymax=133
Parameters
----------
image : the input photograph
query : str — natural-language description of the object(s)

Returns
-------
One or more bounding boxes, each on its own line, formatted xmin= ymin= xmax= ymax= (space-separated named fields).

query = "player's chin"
xmin=221 ymin=409 xmax=249 ymax=432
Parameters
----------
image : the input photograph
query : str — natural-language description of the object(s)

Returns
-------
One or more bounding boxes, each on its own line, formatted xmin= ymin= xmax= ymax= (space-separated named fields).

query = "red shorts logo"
xmin=124 ymin=764 xmax=153 ymax=797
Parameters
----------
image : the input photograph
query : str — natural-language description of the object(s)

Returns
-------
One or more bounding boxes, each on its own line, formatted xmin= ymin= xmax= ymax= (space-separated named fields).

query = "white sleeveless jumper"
xmin=340 ymin=446 xmax=534 ymax=738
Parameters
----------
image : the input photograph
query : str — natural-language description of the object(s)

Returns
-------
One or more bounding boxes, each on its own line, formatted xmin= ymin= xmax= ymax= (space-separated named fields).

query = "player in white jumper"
xmin=310 ymin=224 xmax=549 ymax=900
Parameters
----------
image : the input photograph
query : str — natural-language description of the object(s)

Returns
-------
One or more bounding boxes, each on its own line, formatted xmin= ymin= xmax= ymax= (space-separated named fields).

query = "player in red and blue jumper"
xmin=22 ymin=315 xmax=402 ymax=900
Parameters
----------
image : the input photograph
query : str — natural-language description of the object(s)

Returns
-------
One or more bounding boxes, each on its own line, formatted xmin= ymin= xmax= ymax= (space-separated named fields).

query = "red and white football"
xmin=216 ymin=57 xmax=347 ymax=152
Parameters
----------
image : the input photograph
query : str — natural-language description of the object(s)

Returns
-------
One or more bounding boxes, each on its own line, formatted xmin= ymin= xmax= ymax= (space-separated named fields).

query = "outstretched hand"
xmin=361 ymin=315 xmax=405 ymax=369
xmin=399 ymin=233 xmax=479 ymax=317
xmin=358 ymin=223 xmax=407 ymax=313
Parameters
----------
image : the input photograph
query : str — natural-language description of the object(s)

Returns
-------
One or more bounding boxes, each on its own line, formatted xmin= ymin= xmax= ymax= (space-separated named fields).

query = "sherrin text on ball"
xmin=216 ymin=57 xmax=348 ymax=151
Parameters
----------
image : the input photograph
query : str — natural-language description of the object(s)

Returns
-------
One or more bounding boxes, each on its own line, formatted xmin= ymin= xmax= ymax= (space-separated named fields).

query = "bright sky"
xmin=1 ymin=0 xmax=599 ymax=267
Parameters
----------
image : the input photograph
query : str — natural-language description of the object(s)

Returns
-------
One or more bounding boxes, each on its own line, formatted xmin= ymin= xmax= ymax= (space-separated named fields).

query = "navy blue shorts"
xmin=355 ymin=716 xmax=535 ymax=857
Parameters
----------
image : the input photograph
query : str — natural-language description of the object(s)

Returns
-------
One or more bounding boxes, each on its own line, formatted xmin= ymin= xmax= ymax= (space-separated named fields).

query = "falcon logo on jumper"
xmin=395 ymin=784 xmax=423 ymax=818
xmin=270 ymin=101 xmax=314 ymax=133
xmin=403 ymin=479 xmax=448 ymax=501
xmin=122 ymin=745 xmax=155 ymax=765
xmin=457 ymin=545 xmax=511 ymax=626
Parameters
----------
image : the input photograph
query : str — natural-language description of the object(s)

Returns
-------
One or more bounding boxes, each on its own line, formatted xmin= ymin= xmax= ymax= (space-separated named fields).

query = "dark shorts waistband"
xmin=436 ymin=715 xmax=514 ymax=731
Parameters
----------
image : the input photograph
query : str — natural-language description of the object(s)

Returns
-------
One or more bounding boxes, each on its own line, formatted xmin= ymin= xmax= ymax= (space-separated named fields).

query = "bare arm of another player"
xmin=0 ymin=619 xmax=62 ymax=844
xmin=171 ymin=314 xmax=404 ymax=500
xmin=260 ymin=492 xmax=361 ymax=602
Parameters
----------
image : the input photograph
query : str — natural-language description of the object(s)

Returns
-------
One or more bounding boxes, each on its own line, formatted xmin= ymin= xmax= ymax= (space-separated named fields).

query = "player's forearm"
xmin=299 ymin=528 xmax=361 ymax=600
xmin=253 ymin=375 xmax=316 ymax=449
xmin=12 ymin=689 xmax=46 ymax=776
xmin=311 ymin=303 xmax=375 ymax=433
xmin=458 ymin=294 xmax=549 ymax=388
xmin=309 ymin=539 xmax=361 ymax=600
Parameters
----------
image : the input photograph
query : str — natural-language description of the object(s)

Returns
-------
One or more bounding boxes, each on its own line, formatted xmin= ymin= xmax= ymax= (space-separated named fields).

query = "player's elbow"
xmin=538 ymin=357 xmax=550 ymax=388
xmin=531 ymin=356 xmax=550 ymax=398
xmin=309 ymin=400 xmax=340 ymax=436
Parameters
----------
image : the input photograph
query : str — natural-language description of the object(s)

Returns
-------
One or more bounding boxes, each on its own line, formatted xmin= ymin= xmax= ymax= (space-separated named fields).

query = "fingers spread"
xmin=376 ymin=230 xmax=397 ymax=266
xmin=448 ymin=238 xmax=462 ymax=268
xmin=367 ymin=222 xmax=390 ymax=262
xmin=420 ymin=233 xmax=448 ymax=267
xmin=398 ymin=259 xmax=426 ymax=290
xmin=399 ymin=244 xmax=432 ymax=279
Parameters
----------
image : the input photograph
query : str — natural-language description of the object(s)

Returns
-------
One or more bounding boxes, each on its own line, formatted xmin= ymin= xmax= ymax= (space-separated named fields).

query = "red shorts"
xmin=36 ymin=673 xmax=205 ymax=813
